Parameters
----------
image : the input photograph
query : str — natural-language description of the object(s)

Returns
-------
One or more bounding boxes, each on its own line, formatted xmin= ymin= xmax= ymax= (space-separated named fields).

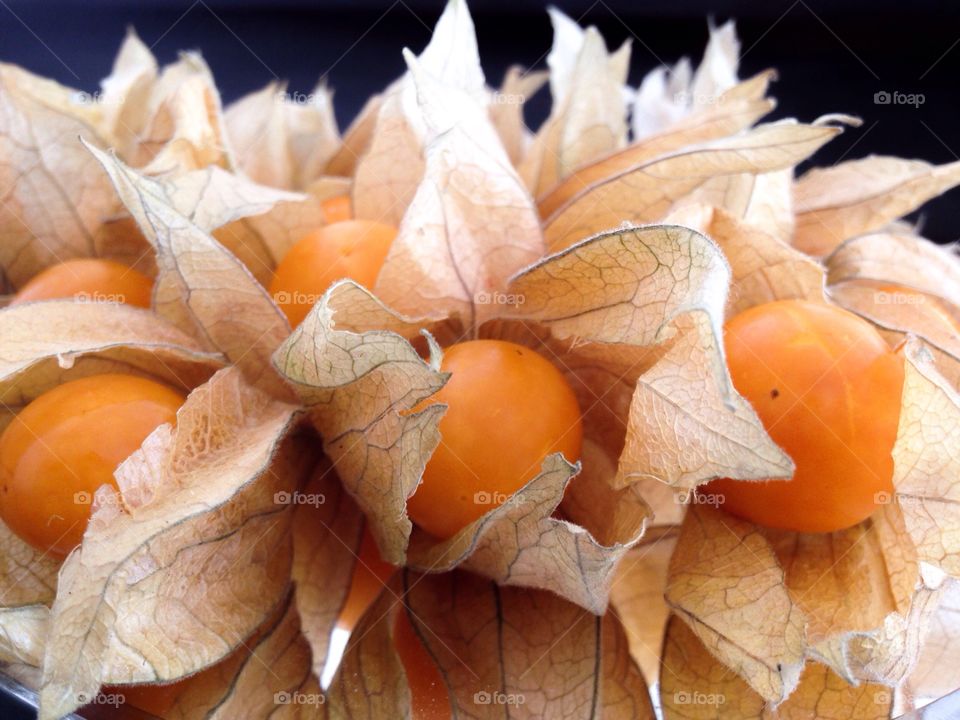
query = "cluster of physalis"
xmin=1 ymin=1 xmax=959 ymax=718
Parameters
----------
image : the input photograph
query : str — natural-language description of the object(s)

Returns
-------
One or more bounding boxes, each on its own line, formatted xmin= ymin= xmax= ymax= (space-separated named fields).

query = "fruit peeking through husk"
xmin=0 ymin=374 xmax=185 ymax=556
xmin=702 ymin=299 xmax=904 ymax=532
xmin=407 ymin=339 xmax=583 ymax=539
xmin=11 ymin=258 xmax=153 ymax=308
xmin=269 ymin=220 xmax=397 ymax=327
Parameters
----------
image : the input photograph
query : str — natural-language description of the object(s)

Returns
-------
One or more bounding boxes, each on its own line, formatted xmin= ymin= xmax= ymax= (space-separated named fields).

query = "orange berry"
xmin=0 ymin=374 xmax=185 ymax=556
xmin=269 ymin=220 xmax=397 ymax=327
xmin=12 ymin=258 xmax=153 ymax=308
xmin=703 ymin=300 xmax=904 ymax=532
xmin=407 ymin=340 xmax=582 ymax=539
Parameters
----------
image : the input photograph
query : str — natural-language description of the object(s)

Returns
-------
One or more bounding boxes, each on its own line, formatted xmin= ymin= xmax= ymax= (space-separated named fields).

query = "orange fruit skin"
xmin=0 ymin=374 xmax=185 ymax=556
xmin=321 ymin=194 xmax=353 ymax=224
xmin=394 ymin=608 xmax=451 ymax=720
xmin=11 ymin=258 xmax=153 ymax=308
xmin=337 ymin=526 xmax=396 ymax=633
xmin=268 ymin=220 xmax=397 ymax=327
xmin=407 ymin=340 xmax=583 ymax=539
xmin=703 ymin=300 xmax=904 ymax=533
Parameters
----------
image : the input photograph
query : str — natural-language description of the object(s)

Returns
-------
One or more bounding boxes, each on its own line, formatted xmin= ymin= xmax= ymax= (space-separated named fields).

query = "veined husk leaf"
xmin=891 ymin=339 xmax=960 ymax=576
xmin=290 ymin=457 xmax=367 ymax=679
xmin=0 ymin=300 xmax=223 ymax=426
xmin=84 ymin=142 xmax=293 ymax=398
xmin=508 ymin=224 xmax=793 ymax=494
xmin=328 ymin=569 xmax=656 ymax=719
xmin=542 ymin=121 xmax=841 ymax=253
xmin=374 ymin=49 xmax=544 ymax=329
xmin=489 ymin=66 xmax=547 ymax=165
xmin=224 ymin=80 xmax=341 ymax=191
xmin=666 ymin=504 xmax=806 ymax=704
xmin=0 ymin=64 xmax=120 ymax=288
xmin=519 ymin=9 xmax=630 ymax=196
xmin=665 ymin=204 xmax=826 ymax=315
xmin=826 ymin=232 xmax=960 ymax=309
xmin=99 ymin=28 xmax=158 ymax=158
xmin=352 ymin=0 xmax=485 ymax=226
xmin=36 ymin=367 xmax=302 ymax=720
xmin=793 ymin=156 xmax=960 ymax=256
xmin=272 ymin=280 xmax=447 ymax=566
xmin=132 ymin=52 xmax=232 ymax=174
xmin=608 ymin=532 xmax=679 ymax=685
xmin=659 ymin=616 xmax=894 ymax=719
xmin=537 ymin=70 xmax=777 ymax=219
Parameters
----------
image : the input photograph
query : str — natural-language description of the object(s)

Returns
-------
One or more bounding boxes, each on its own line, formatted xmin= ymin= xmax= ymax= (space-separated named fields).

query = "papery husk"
xmin=0 ymin=64 xmax=120 ymax=288
xmin=84 ymin=142 xmax=293 ymax=398
xmin=36 ymin=368 xmax=303 ymax=720
xmin=793 ymin=156 xmax=960 ymax=256
xmin=328 ymin=569 xmax=656 ymax=719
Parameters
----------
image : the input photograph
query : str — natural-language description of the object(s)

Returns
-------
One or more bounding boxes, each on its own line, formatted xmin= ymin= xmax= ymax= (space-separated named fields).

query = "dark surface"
xmin=1 ymin=1 xmax=959 ymax=718
xmin=1 ymin=0 xmax=959 ymax=243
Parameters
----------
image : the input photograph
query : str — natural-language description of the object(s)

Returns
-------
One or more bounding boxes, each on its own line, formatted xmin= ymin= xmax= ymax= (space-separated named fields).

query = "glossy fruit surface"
xmin=407 ymin=340 xmax=582 ymax=539
xmin=0 ymin=374 xmax=185 ymax=556
xmin=11 ymin=258 xmax=153 ymax=308
xmin=268 ymin=220 xmax=397 ymax=327
xmin=702 ymin=300 xmax=904 ymax=532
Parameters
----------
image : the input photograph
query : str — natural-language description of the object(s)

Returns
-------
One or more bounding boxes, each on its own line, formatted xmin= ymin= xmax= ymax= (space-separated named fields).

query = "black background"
xmin=2 ymin=0 xmax=960 ymax=244
xmin=1 ymin=0 xmax=959 ymax=717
